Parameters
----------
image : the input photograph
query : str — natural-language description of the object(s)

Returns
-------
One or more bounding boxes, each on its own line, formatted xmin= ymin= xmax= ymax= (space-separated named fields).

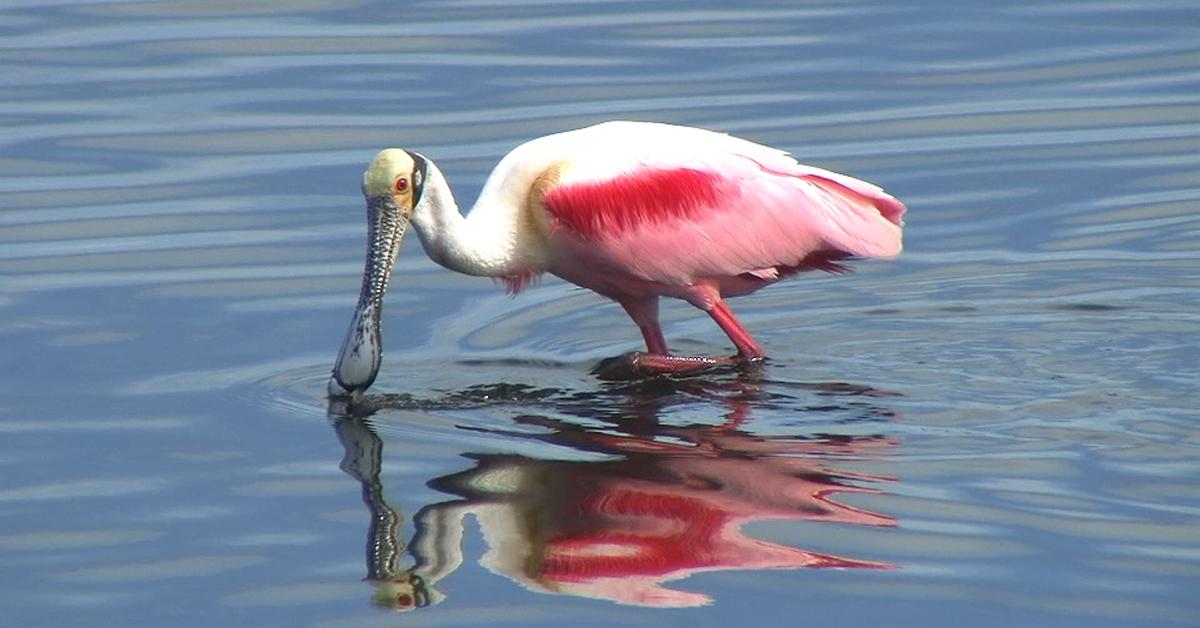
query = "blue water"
xmin=2 ymin=1 xmax=1198 ymax=626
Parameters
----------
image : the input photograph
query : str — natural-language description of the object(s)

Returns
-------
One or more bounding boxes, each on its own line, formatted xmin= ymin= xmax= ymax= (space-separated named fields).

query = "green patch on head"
xmin=362 ymin=148 xmax=414 ymax=198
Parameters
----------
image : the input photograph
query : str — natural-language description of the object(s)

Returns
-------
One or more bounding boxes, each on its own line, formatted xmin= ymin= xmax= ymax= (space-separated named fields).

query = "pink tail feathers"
xmin=745 ymin=155 xmax=905 ymax=260
xmin=800 ymin=171 xmax=906 ymax=259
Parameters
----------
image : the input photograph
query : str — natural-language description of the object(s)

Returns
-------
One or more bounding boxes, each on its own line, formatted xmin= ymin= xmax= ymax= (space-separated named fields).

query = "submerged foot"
xmin=592 ymin=351 xmax=762 ymax=380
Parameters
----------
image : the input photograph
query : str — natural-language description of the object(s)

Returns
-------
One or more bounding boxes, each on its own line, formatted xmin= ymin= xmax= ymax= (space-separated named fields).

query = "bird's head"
xmin=328 ymin=149 xmax=429 ymax=399
xmin=361 ymin=148 xmax=430 ymax=220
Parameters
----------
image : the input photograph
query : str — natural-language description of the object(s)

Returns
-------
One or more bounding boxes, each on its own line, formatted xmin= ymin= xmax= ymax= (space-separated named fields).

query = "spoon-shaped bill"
xmin=329 ymin=196 xmax=408 ymax=398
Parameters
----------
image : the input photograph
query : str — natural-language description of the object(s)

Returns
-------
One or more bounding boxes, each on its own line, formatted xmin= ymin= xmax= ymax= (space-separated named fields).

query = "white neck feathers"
xmin=409 ymin=159 xmax=540 ymax=278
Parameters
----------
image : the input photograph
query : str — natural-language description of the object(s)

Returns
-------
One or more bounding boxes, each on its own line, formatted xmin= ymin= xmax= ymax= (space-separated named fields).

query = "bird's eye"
xmin=394 ymin=177 xmax=409 ymax=192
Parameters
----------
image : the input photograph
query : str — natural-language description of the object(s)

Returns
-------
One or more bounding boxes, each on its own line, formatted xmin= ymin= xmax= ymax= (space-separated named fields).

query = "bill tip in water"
xmin=328 ymin=373 xmax=365 ymax=401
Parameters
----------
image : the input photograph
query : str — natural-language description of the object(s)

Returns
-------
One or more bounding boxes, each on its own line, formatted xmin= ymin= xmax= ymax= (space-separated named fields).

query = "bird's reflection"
xmin=329 ymin=374 xmax=898 ymax=609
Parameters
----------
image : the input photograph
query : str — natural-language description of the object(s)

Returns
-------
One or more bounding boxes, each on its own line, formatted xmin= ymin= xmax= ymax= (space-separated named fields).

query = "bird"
xmin=329 ymin=121 xmax=905 ymax=397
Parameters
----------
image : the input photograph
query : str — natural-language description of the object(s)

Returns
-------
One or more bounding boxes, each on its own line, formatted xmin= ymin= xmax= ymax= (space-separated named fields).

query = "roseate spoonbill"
xmin=329 ymin=121 xmax=905 ymax=397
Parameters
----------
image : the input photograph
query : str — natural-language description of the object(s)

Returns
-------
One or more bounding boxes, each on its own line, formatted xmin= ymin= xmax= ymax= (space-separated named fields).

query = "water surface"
xmin=1 ymin=1 xmax=1198 ymax=626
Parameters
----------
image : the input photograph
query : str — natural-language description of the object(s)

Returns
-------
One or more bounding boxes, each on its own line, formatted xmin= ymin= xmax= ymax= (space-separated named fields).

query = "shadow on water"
xmin=327 ymin=372 xmax=899 ymax=610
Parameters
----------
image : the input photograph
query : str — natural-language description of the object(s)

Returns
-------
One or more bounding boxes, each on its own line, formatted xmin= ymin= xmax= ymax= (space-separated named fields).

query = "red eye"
xmin=394 ymin=177 xmax=409 ymax=192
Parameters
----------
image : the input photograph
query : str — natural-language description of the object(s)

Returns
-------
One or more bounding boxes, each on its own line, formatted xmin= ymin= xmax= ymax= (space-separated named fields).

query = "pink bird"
xmin=330 ymin=121 xmax=905 ymax=397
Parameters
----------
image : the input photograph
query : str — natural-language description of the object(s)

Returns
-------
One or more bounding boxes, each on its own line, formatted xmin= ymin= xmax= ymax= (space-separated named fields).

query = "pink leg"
xmin=598 ymin=297 xmax=762 ymax=379
xmin=641 ymin=324 xmax=668 ymax=355
xmin=618 ymin=298 xmax=668 ymax=355
xmin=708 ymin=300 xmax=765 ymax=359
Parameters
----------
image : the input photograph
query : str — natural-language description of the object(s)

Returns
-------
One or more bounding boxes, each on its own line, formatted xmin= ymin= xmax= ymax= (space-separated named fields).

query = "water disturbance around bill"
xmin=1 ymin=1 xmax=1198 ymax=627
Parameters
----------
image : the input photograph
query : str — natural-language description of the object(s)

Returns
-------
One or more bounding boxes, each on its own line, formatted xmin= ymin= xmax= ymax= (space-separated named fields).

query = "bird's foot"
xmin=593 ymin=352 xmax=761 ymax=380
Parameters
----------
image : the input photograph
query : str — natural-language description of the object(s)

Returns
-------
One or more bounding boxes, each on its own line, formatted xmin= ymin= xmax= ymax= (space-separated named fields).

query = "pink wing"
xmin=542 ymin=149 xmax=905 ymax=286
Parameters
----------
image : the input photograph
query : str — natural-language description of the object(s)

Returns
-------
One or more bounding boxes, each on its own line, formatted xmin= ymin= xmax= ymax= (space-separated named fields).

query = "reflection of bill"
xmin=333 ymin=403 xmax=896 ymax=609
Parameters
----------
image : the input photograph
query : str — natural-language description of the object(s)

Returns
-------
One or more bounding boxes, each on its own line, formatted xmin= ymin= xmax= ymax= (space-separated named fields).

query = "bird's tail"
xmin=799 ymin=171 xmax=906 ymax=259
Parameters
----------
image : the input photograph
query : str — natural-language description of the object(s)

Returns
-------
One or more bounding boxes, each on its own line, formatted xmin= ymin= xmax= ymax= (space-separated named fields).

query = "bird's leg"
xmin=625 ymin=301 xmax=764 ymax=375
xmin=617 ymin=297 xmax=668 ymax=355
xmin=643 ymin=326 xmax=672 ymax=355
xmin=707 ymin=300 xmax=765 ymax=360
xmin=639 ymin=323 xmax=669 ymax=355
xmin=597 ymin=297 xmax=755 ymax=379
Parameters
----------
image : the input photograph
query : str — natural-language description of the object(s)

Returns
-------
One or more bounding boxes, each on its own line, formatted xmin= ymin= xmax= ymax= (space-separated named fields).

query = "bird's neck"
xmin=410 ymin=162 xmax=529 ymax=278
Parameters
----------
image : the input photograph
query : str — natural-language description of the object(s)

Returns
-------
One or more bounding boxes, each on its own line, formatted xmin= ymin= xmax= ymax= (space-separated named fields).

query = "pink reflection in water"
xmin=334 ymin=382 xmax=897 ymax=608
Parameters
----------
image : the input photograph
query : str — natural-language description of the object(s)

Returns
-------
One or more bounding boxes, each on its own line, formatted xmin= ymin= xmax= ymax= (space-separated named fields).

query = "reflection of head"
xmin=370 ymin=571 xmax=442 ymax=610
